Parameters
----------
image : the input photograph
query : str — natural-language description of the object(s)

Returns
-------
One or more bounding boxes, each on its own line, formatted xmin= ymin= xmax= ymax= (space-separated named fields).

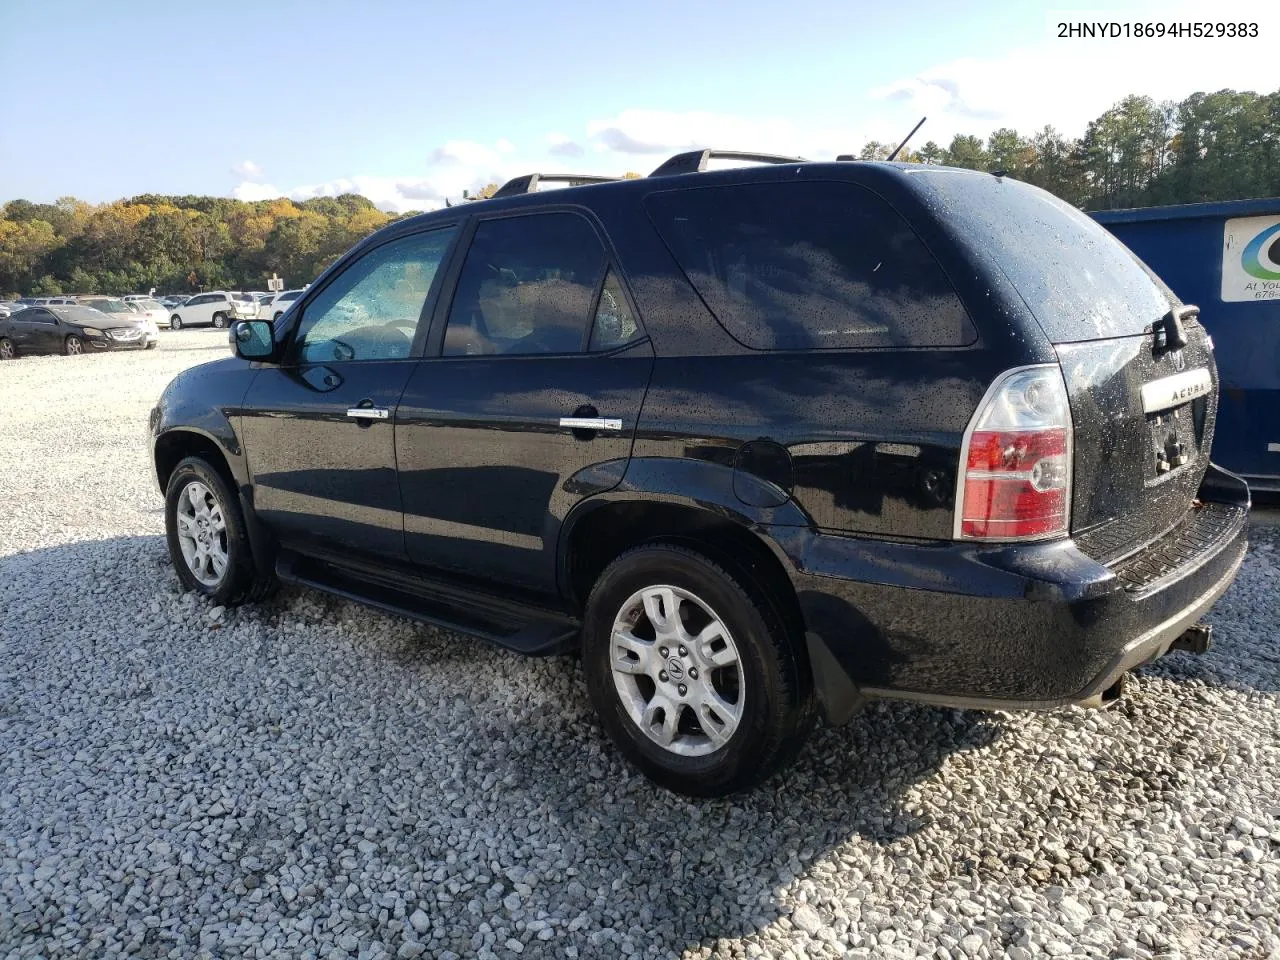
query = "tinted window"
xmin=913 ymin=171 xmax=1174 ymax=342
xmin=281 ymin=291 xmax=301 ymax=302
xmin=647 ymin=181 xmax=975 ymax=350
xmin=294 ymin=227 xmax=455 ymax=364
xmin=443 ymin=213 xmax=605 ymax=356
xmin=589 ymin=268 xmax=640 ymax=351
xmin=185 ymin=295 xmax=208 ymax=306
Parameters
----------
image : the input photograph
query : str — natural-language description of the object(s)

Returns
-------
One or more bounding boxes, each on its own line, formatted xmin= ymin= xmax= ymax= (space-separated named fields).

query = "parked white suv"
xmin=259 ymin=288 xmax=306 ymax=322
xmin=169 ymin=291 xmax=259 ymax=330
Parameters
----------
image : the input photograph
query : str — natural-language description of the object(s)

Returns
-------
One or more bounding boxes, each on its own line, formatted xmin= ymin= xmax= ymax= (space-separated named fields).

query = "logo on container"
xmin=1242 ymin=223 xmax=1280 ymax=280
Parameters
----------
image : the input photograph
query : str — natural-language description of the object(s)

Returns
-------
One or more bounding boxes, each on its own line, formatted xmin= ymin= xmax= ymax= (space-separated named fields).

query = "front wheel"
xmin=0 ymin=337 xmax=13 ymax=360
xmin=164 ymin=456 xmax=275 ymax=605
xmin=146 ymin=341 xmax=158 ymax=350
xmin=211 ymin=313 xmax=227 ymax=329
xmin=582 ymin=544 xmax=814 ymax=796
xmin=170 ymin=315 xmax=183 ymax=330
xmin=64 ymin=335 xmax=83 ymax=356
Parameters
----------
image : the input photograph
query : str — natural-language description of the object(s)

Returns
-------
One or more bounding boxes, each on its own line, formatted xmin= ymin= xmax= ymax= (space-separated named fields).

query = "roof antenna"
xmin=886 ymin=116 xmax=927 ymax=162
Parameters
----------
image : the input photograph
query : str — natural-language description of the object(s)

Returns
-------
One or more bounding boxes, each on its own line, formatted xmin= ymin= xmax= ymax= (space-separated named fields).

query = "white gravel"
xmin=1 ymin=330 xmax=1278 ymax=959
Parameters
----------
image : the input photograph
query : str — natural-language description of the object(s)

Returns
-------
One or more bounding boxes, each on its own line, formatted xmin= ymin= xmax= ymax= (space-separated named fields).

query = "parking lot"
xmin=1 ymin=331 xmax=1277 ymax=959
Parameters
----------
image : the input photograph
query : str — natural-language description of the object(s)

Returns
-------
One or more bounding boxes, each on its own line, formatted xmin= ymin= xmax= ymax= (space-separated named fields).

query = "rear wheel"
xmin=164 ymin=456 xmax=275 ymax=605
xmin=64 ymin=335 xmax=83 ymax=356
xmin=170 ymin=315 xmax=183 ymax=330
xmin=0 ymin=337 xmax=13 ymax=360
xmin=583 ymin=543 xmax=814 ymax=796
xmin=211 ymin=313 xmax=227 ymax=328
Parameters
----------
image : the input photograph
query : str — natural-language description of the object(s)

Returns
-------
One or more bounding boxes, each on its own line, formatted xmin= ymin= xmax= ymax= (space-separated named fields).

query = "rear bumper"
xmin=780 ymin=464 xmax=1250 ymax=722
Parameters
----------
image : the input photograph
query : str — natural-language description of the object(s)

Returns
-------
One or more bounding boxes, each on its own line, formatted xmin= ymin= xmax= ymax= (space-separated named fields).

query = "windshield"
xmin=912 ymin=170 xmax=1175 ymax=342
xmin=83 ymin=299 xmax=133 ymax=314
xmin=135 ymin=298 xmax=163 ymax=310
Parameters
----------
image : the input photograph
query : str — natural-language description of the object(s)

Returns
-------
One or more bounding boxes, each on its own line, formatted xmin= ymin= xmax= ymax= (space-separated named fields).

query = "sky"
xmin=0 ymin=0 xmax=1275 ymax=212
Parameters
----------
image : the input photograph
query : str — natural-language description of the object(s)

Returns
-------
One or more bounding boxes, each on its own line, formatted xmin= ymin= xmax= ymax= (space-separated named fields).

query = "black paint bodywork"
xmin=0 ymin=305 xmax=152 ymax=355
xmin=150 ymin=161 xmax=1250 ymax=720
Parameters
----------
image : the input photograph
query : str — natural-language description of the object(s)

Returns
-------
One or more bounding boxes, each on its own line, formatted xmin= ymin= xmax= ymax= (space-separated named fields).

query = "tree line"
xmin=2 ymin=87 xmax=1277 ymax=298
xmin=868 ymin=88 xmax=1280 ymax=210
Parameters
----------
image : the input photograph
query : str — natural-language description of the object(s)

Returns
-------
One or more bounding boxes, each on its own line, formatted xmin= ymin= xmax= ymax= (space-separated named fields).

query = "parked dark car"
xmin=0 ymin=303 xmax=156 ymax=358
xmin=150 ymin=154 xmax=1250 ymax=795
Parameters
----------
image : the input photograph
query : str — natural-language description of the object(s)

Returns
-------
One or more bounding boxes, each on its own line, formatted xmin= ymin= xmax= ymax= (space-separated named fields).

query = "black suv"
xmin=151 ymin=152 xmax=1250 ymax=795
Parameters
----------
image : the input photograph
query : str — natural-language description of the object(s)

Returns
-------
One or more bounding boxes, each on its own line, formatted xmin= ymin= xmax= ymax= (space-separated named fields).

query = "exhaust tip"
xmin=1170 ymin=623 xmax=1213 ymax=655
xmin=1079 ymin=673 xmax=1128 ymax=709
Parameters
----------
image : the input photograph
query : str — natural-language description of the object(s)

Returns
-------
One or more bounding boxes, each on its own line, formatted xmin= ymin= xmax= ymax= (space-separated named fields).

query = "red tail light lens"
xmin=956 ymin=366 xmax=1073 ymax=541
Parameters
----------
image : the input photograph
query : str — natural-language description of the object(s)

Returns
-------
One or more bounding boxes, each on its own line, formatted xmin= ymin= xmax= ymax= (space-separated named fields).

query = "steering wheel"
xmin=327 ymin=338 xmax=356 ymax=362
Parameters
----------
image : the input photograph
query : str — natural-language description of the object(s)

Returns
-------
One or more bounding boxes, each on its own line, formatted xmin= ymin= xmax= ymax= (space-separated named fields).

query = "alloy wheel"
xmin=174 ymin=480 xmax=229 ymax=587
xmin=609 ymin=584 xmax=745 ymax=757
xmin=0 ymin=339 xmax=12 ymax=360
xmin=65 ymin=336 xmax=82 ymax=356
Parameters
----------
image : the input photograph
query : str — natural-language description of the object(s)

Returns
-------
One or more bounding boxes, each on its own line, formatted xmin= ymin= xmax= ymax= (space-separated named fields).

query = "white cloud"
xmin=584 ymin=109 xmax=866 ymax=163
xmin=232 ymin=182 xmax=285 ymax=202
xmin=428 ymin=139 xmax=507 ymax=169
xmin=870 ymin=12 xmax=1280 ymax=144
xmin=231 ymin=160 xmax=264 ymax=180
xmin=233 ymin=176 xmax=456 ymax=213
xmin=546 ymin=132 xmax=584 ymax=158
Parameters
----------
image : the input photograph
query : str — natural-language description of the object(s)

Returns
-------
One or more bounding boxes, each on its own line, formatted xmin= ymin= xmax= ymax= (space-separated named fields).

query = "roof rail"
xmin=648 ymin=149 xmax=805 ymax=178
xmin=491 ymin=173 xmax=620 ymax=198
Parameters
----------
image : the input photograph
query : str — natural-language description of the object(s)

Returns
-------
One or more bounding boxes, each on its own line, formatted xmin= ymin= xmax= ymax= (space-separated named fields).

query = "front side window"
xmin=443 ymin=213 xmax=606 ymax=357
xmin=294 ymin=227 xmax=456 ymax=364
xmin=647 ymin=180 xmax=975 ymax=350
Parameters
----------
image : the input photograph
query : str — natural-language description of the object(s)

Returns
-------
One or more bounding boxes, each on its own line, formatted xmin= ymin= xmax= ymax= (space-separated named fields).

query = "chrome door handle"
xmin=559 ymin=417 xmax=622 ymax=431
xmin=346 ymin=407 xmax=390 ymax=420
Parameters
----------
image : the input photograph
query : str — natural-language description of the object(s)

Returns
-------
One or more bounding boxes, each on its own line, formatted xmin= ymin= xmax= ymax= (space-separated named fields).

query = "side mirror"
xmin=231 ymin=320 xmax=276 ymax=361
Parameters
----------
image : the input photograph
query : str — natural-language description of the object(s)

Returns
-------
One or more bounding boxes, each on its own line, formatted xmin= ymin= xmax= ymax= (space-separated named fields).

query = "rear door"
xmin=240 ymin=225 xmax=459 ymax=560
xmin=396 ymin=210 xmax=653 ymax=593
xmin=919 ymin=174 xmax=1219 ymax=560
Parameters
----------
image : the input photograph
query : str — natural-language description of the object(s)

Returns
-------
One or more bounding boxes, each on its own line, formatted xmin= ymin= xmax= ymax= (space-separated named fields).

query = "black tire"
xmin=273 ymin=311 xmax=283 ymax=322
xmin=211 ymin=313 xmax=227 ymax=329
xmin=164 ymin=456 xmax=275 ymax=606
xmin=146 ymin=341 xmax=159 ymax=350
xmin=64 ymin=335 xmax=83 ymax=356
xmin=0 ymin=337 xmax=13 ymax=360
xmin=170 ymin=315 xmax=183 ymax=330
xmin=582 ymin=543 xmax=814 ymax=796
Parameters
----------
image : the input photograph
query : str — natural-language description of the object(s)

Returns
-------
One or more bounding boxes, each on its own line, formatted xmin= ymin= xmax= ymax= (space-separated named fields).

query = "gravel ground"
xmin=1 ymin=330 xmax=1278 ymax=960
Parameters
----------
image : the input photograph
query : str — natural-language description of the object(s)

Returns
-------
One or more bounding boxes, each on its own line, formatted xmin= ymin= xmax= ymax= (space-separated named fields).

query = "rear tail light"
xmin=955 ymin=365 xmax=1073 ymax=542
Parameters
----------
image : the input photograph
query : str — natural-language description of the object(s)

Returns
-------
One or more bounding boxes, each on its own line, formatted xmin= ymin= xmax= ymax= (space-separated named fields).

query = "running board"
xmin=275 ymin=550 xmax=580 ymax=656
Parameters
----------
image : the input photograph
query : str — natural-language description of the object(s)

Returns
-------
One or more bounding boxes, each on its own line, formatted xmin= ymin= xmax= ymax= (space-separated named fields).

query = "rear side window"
xmin=647 ymin=181 xmax=975 ymax=350
xmin=443 ymin=212 xmax=606 ymax=357
xmin=914 ymin=171 xmax=1174 ymax=342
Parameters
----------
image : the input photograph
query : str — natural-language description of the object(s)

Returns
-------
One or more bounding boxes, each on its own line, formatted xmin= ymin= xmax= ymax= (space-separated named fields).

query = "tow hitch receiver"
xmin=1170 ymin=623 xmax=1213 ymax=655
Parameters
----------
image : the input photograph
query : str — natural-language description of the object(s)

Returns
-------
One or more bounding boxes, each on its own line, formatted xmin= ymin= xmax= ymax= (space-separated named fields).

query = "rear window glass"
xmin=913 ymin=170 xmax=1174 ymax=342
xmin=646 ymin=180 xmax=975 ymax=350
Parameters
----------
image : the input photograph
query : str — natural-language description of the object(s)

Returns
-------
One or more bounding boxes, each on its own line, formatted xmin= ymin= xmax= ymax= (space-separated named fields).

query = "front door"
xmin=240 ymin=225 xmax=459 ymax=560
xmin=396 ymin=211 xmax=653 ymax=593
xmin=11 ymin=308 xmax=57 ymax=352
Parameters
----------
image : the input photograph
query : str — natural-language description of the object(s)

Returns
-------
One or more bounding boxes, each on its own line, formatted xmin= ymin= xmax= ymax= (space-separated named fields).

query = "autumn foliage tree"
xmin=0 ymin=193 xmax=399 ymax=297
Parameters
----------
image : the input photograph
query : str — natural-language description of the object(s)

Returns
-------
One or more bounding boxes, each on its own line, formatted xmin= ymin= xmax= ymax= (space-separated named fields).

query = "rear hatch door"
xmin=917 ymin=173 xmax=1218 ymax=561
